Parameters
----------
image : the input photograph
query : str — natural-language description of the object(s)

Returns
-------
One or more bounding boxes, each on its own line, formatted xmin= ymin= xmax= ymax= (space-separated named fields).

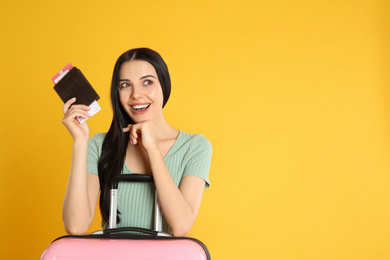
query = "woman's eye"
xmin=143 ymin=80 xmax=153 ymax=86
xmin=119 ymin=82 xmax=130 ymax=89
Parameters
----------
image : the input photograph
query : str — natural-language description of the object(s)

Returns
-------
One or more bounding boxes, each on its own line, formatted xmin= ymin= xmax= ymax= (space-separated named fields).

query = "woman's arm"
xmin=147 ymin=148 xmax=206 ymax=237
xmin=61 ymin=98 xmax=100 ymax=235
xmin=125 ymin=121 xmax=209 ymax=237
xmin=62 ymin=142 xmax=100 ymax=235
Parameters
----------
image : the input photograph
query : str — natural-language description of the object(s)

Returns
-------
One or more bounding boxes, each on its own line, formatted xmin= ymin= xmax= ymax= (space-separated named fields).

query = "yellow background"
xmin=1 ymin=0 xmax=389 ymax=259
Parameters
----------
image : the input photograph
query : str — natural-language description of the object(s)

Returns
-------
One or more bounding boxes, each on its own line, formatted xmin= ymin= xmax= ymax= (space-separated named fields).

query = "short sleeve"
xmin=183 ymin=135 xmax=212 ymax=188
xmin=87 ymin=133 xmax=105 ymax=175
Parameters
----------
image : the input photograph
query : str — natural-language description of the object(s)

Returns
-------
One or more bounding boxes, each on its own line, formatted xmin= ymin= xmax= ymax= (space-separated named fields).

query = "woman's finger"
xmin=62 ymin=97 xmax=77 ymax=114
xmin=123 ymin=124 xmax=132 ymax=133
xmin=122 ymin=124 xmax=139 ymax=145
xmin=129 ymin=124 xmax=144 ymax=145
xmin=62 ymin=107 xmax=91 ymax=125
xmin=130 ymin=127 xmax=139 ymax=145
xmin=62 ymin=98 xmax=91 ymax=115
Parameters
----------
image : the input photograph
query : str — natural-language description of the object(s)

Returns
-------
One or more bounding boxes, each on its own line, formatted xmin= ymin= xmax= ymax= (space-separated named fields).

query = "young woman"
xmin=61 ymin=48 xmax=212 ymax=237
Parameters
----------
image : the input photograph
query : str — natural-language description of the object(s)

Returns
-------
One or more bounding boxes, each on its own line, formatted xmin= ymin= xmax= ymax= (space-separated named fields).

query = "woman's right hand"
xmin=62 ymin=97 xmax=91 ymax=141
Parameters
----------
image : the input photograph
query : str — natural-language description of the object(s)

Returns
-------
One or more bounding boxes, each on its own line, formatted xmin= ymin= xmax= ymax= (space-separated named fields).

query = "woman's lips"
xmin=130 ymin=104 xmax=151 ymax=114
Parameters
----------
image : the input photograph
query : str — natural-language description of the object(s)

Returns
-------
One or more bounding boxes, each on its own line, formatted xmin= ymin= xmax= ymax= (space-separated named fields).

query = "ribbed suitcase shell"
xmin=41 ymin=234 xmax=210 ymax=260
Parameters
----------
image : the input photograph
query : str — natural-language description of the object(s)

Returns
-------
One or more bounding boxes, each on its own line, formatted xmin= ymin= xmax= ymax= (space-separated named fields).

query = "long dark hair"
xmin=97 ymin=48 xmax=171 ymax=224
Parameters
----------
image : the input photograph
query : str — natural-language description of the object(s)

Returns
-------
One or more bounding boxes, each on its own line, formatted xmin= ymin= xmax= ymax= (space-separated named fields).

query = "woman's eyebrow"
xmin=119 ymin=75 xmax=156 ymax=82
xmin=140 ymin=75 xmax=156 ymax=80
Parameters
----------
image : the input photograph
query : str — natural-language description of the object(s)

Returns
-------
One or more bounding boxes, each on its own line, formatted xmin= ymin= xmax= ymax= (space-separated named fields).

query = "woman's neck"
xmin=146 ymin=112 xmax=179 ymax=141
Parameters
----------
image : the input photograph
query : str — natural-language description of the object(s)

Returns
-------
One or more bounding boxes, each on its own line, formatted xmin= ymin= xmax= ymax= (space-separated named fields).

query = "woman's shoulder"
xmin=178 ymin=131 xmax=212 ymax=150
xmin=90 ymin=132 xmax=106 ymax=140
xmin=89 ymin=132 xmax=107 ymax=146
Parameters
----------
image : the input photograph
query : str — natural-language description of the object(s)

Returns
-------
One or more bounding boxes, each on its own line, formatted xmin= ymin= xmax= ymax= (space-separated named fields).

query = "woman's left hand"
xmin=123 ymin=121 xmax=158 ymax=151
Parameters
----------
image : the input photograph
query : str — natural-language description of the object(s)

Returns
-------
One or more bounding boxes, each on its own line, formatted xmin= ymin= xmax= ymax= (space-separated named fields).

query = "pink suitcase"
xmin=41 ymin=174 xmax=210 ymax=260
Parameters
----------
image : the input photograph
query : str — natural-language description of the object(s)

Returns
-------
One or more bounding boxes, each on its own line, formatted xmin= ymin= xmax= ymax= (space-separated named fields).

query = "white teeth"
xmin=132 ymin=104 xmax=150 ymax=110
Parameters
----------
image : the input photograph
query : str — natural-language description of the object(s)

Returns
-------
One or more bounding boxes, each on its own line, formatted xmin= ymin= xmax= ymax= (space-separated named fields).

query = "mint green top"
xmin=87 ymin=131 xmax=212 ymax=233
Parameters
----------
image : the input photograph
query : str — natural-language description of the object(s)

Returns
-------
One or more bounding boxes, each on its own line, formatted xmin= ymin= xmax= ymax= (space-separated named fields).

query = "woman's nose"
xmin=130 ymin=85 xmax=142 ymax=99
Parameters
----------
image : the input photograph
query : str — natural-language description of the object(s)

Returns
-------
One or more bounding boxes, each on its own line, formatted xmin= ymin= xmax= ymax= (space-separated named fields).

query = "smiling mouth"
xmin=131 ymin=104 xmax=151 ymax=111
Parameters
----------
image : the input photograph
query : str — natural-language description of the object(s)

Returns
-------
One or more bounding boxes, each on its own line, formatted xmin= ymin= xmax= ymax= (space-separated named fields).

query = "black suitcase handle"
xmin=110 ymin=174 xmax=154 ymax=189
xmin=103 ymin=227 xmax=158 ymax=236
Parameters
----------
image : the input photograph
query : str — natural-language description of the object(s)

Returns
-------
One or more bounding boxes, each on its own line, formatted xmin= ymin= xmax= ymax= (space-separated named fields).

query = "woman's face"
xmin=118 ymin=60 xmax=164 ymax=123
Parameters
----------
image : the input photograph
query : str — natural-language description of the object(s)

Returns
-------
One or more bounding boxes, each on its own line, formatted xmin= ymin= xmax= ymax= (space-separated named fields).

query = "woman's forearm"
xmin=62 ymin=139 xmax=95 ymax=235
xmin=147 ymin=148 xmax=201 ymax=237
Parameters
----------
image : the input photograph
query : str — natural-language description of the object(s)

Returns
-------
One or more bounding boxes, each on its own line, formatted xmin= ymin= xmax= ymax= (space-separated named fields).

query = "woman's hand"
xmin=123 ymin=121 xmax=158 ymax=152
xmin=62 ymin=97 xmax=91 ymax=141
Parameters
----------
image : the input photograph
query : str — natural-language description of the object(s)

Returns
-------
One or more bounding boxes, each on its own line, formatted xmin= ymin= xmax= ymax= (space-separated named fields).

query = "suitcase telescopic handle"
xmin=108 ymin=174 xmax=164 ymax=234
xmin=110 ymin=174 xmax=154 ymax=189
